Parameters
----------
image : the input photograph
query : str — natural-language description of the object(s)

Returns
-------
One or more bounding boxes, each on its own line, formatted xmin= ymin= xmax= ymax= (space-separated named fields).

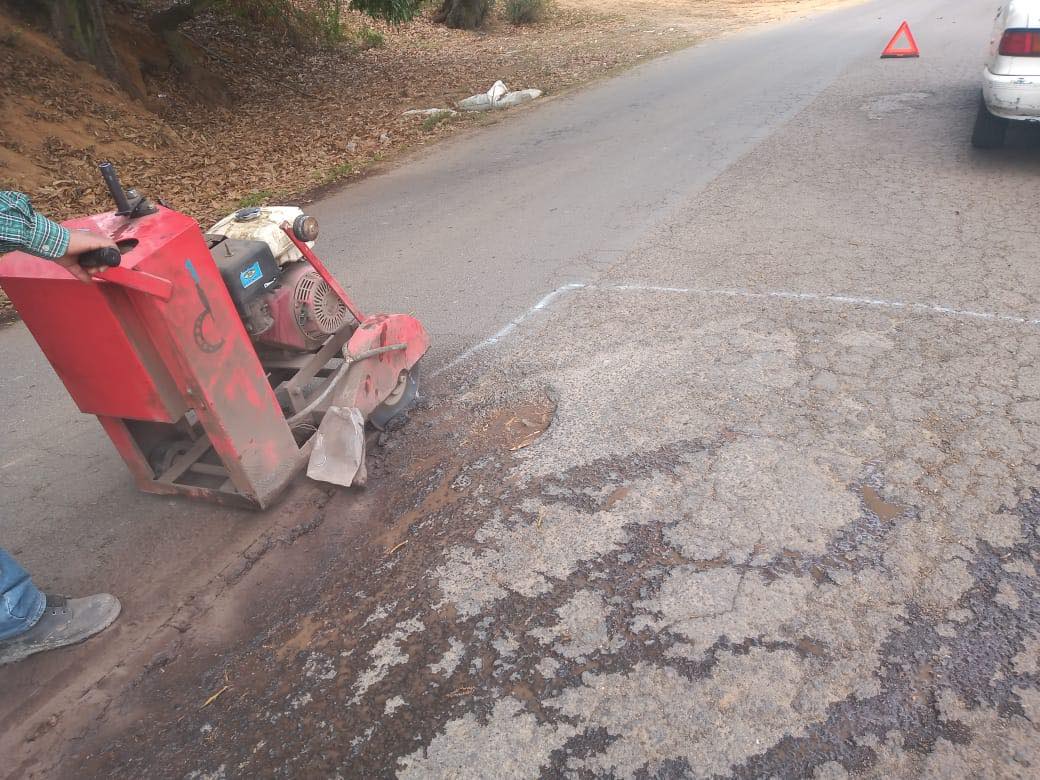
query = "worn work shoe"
xmin=0 ymin=594 xmax=121 ymax=666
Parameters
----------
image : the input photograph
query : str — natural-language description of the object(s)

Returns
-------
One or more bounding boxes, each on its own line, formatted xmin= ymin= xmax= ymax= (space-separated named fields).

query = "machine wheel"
xmin=369 ymin=365 xmax=420 ymax=431
xmin=971 ymin=96 xmax=1008 ymax=149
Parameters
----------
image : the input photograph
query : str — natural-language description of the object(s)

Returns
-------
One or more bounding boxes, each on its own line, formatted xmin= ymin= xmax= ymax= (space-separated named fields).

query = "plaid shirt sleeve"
xmin=0 ymin=191 xmax=70 ymax=260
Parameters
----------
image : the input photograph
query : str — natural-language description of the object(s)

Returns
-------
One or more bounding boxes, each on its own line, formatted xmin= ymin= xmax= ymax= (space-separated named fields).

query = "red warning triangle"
xmin=881 ymin=21 xmax=919 ymax=58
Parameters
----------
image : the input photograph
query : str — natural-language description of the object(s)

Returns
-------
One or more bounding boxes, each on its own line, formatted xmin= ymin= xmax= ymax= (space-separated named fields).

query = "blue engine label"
xmin=240 ymin=261 xmax=263 ymax=288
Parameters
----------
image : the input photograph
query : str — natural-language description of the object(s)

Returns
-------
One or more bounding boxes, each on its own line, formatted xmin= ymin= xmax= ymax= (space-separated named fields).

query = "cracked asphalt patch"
xmin=79 ymin=284 xmax=1040 ymax=778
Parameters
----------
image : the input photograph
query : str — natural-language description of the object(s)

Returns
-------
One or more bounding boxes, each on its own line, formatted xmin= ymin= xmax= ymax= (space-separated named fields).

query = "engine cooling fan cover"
xmin=292 ymin=270 xmax=349 ymax=338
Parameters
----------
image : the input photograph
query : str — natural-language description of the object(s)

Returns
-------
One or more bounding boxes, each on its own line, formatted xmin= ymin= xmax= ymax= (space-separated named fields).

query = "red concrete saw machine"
xmin=0 ymin=163 xmax=429 ymax=508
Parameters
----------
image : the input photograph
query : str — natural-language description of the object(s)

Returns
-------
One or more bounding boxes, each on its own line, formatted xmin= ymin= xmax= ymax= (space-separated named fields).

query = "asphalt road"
xmin=6 ymin=0 xmax=1040 ymax=776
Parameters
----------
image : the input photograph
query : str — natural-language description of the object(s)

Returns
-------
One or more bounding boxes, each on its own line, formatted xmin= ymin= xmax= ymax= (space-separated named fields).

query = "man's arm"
xmin=1 ymin=191 xmax=116 ymax=282
xmin=0 ymin=191 xmax=70 ymax=259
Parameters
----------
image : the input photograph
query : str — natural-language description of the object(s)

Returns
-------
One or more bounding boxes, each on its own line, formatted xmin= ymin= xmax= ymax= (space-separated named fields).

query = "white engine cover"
xmin=208 ymin=206 xmax=314 ymax=266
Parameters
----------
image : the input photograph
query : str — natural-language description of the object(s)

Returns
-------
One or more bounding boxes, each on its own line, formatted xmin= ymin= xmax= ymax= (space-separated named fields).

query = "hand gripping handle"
xmin=78 ymin=246 xmax=122 ymax=268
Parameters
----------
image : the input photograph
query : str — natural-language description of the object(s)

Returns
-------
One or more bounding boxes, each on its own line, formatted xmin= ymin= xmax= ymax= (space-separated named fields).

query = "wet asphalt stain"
xmin=548 ymin=727 xmax=619 ymax=778
xmin=730 ymin=490 xmax=1040 ymax=778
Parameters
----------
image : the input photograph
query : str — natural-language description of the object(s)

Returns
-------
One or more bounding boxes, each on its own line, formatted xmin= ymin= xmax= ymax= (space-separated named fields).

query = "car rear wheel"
xmin=972 ymin=95 xmax=1008 ymax=149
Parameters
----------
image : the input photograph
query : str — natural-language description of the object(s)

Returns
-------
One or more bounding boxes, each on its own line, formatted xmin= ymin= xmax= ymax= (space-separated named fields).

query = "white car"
xmin=974 ymin=0 xmax=1040 ymax=147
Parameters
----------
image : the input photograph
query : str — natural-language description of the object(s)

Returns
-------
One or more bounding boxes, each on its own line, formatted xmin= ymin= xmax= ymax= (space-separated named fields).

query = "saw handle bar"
xmin=78 ymin=246 xmax=122 ymax=268
xmin=70 ymin=241 xmax=171 ymax=300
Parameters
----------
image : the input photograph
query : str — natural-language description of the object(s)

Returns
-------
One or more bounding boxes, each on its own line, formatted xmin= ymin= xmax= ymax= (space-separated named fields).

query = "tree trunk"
xmin=433 ymin=0 xmax=492 ymax=30
xmin=48 ymin=0 xmax=142 ymax=98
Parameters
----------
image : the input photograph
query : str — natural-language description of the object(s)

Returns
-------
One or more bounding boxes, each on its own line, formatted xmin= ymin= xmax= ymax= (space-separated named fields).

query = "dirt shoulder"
xmin=0 ymin=0 xmax=851 ymax=322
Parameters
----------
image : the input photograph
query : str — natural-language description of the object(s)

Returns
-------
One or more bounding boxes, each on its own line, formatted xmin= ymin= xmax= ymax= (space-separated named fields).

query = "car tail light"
xmin=999 ymin=29 xmax=1040 ymax=56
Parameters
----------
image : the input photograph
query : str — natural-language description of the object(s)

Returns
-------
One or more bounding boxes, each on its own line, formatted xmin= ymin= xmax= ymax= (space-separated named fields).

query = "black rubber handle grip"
xmin=78 ymin=246 xmax=122 ymax=268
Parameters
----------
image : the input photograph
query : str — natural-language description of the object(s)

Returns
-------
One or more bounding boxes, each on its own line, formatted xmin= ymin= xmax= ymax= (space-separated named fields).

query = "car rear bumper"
xmin=983 ymin=68 xmax=1040 ymax=121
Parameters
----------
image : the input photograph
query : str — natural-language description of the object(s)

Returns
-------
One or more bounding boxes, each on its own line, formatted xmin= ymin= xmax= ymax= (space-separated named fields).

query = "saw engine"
xmin=207 ymin=207 xmax=350 ymax=352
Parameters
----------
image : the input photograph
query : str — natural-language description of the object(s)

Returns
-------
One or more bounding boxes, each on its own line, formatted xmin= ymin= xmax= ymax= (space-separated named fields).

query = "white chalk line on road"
xmin=431 ymin=281 xmax=1040 ymax=378
xmin=0 ymin=453 xmax=31 ymax=470
xmin=612 ymin=284 xmax=1040 ymax=327
xmin=431 ymin=283 xmax=588 ymax=377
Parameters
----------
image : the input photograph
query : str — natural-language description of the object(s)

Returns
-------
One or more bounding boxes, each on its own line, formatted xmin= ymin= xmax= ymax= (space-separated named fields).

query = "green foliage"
xmin=220 ymin=0 xmax=345 ymax=44
xmin=355 ymin=25 xmax=385 ymax=48
xmin=214 ymin=1 xmax=422 ymax=45
xmin=503 ymin=0 xmax=549 ymax=24
xmin=314 ymin=0 xmax=346 ymax=41
xmin=238 ymin=189 xmax=274 ymax=207
xmin=348 ymin=0 xmax=425 ymax=25
xmin=421 ymin=110 xmax=454 ymax=130
xmin=323 ymin=161 xmax=354 ymax=182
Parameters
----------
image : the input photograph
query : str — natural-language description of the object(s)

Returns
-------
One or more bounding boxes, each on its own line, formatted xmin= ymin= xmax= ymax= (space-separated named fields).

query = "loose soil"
xmin=0 ymin=0 xmax=847 ymax=322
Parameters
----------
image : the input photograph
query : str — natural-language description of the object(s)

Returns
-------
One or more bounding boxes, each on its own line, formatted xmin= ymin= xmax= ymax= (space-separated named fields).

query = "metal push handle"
xmin=99 ymin=162 xmax=133 ymax=215
xmin=75 ymin=244 xmax=173 ymax=302
xmin=97 ymin=162 xmax=156 ymax=218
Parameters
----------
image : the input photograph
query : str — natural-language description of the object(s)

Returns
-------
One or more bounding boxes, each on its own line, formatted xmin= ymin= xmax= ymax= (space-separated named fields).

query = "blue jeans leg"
xmin=0 ymin=548 xmax=46 ymax=641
